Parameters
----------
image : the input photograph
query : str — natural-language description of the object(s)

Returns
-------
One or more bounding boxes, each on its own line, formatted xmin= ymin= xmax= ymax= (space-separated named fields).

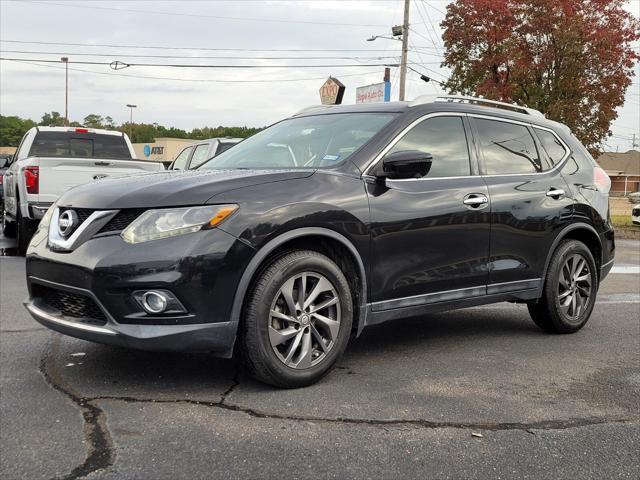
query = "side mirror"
xmin=377 ymin=150 xmax=433 ymax=180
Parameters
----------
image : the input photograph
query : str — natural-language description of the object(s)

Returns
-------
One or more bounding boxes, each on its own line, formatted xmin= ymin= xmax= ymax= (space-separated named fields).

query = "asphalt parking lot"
xmin=1 ymin=234 xmax=638 ymax=479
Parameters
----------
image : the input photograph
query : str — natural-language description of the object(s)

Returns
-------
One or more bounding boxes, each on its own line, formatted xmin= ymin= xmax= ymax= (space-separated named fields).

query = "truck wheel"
xmin=528 ymin=239 xmax=598 ymax=333
xmin=16 ymin=210 xmax=36 ymax=255
xmin=2 ymin=210 xmax=16 ymax=238
xmin=238 ymin=250 xmax=353 ymax=388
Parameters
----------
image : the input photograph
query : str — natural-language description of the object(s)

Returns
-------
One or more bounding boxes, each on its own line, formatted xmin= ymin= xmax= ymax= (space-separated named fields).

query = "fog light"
xmin=141 ymin=291 xmax=168 ymax=313
xmin=132 ymin=289 xmax=187 ymax=315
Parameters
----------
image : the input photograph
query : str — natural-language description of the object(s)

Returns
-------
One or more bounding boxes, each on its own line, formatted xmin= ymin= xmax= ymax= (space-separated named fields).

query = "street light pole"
xmin=399 ymin=0 xmax=410 ymax=101
xmin=61 ymin=57 xmax=69 ymax=126
xmin=126 ymin=104 xmax=137 ymax=140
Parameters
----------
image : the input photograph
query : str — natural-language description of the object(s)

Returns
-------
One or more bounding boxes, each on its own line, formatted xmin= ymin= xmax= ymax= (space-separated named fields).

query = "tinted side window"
xmin=475 ymin=119 xmax=542 ymax=174
xmin=189 ymin=144 xmax=210 ymax=169
xmin=172 ymin=147 xmax=192 ymax=170
xmin=389 ymin=116 xmax=471 ymax=177
xmin=534 ymin=128 xmax=567 ymax=166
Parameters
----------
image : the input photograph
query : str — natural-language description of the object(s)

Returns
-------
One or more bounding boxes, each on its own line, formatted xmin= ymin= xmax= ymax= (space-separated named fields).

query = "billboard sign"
xmin=356 ymin=81 xmax=391 ymax=104
xmin=319 ymin=77 xmax=345 ymax=105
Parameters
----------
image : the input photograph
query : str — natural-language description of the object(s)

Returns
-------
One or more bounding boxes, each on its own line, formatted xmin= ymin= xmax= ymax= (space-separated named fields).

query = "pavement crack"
xmin=219 ymin=363 xmax=240 ymax=404
xmin=39 ymin=336 xmax=115 ymax=480
xmin=86 ymin=393 xmax=637 ymax=433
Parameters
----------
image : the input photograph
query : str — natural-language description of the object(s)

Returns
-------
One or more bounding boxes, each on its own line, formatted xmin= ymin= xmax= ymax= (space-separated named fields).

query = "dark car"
xmin=24 ymin=96 xmax=615 ymax=388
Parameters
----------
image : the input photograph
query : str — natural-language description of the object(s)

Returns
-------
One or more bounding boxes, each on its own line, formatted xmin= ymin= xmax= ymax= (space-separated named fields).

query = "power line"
xmin=0 ymin=57 xmax=401 ymax=68
xmin=23 ymin=1 xmax=388 ymax=28
xmin=407 ymin=65 xmax=447 ymax=85
xmin=418 ymin=0 xmax=444 ymax=53
xmin=0 ymin=39 xmax=443 ymax=54
xmin=0 ymin=49 xmax=402 ymax=61
xmin=421 ymin=1 xmax=447 ymax=15
xmin=2 ymin=58 xmax=384 ymax=84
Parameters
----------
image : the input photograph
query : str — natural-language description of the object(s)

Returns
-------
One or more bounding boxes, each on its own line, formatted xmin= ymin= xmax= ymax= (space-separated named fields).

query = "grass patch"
xmin=611 ymin=215 xmax=635 ymax=228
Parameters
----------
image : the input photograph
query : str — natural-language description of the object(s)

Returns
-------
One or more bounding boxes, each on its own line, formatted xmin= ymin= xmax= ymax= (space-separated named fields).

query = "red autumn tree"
xmin=441 ymin=0 xmax=639 ymax=154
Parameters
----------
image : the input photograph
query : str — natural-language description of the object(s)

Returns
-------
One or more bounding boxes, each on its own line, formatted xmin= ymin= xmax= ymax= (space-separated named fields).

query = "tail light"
xmin=593 ymin=166 xmax=611 ymax=193
xmin=24 ymin=166 xmax=39 ymax=194
xmin=0 ymin=175 xmax=3 ymax=185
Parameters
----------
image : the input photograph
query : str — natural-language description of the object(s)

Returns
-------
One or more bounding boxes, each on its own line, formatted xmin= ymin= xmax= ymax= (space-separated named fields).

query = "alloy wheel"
xmin=557 ymin=253 xmax=592 ymax=322
xmin=268 ymin=272 xmax=341 ymax=369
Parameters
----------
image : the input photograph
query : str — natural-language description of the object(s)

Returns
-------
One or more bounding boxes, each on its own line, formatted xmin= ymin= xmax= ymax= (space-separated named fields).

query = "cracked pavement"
xmin=1 ymin=237 xmax=639 ymax=479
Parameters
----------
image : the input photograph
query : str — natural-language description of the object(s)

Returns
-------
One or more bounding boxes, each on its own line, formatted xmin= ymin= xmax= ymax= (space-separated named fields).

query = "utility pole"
xmin=399 ymin=0 xmax=410 ymax=101
xmin=632 ymin=133 xmax=638 ymax=150
xmin=61 ymin=57 xmax=69 ymax=126
xmin=126 ymin=104 xmax=137 ymax=140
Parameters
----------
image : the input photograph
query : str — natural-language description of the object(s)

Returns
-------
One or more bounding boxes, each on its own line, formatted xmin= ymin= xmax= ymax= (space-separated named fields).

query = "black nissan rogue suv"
xmin=25 ymin=96 xmax=615 ymax=388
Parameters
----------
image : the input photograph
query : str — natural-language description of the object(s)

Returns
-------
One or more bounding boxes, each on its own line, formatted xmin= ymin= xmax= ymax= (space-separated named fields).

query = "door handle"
xmin=463 ymin=193 xmax=489 ymax=208
xmin=546 ymin=188 xmax=565 ymax=199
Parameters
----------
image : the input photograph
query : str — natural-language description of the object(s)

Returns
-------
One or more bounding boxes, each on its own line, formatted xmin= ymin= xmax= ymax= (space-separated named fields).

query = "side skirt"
xmin=364 ymin=287 xmax=540 ymax=327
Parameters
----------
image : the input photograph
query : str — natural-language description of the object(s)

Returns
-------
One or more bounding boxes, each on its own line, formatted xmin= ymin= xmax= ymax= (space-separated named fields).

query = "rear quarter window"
xmin=28 ymin=132 xmax=131 ymax=159
xmin=534 ymin=128 xmax=568 ymax=166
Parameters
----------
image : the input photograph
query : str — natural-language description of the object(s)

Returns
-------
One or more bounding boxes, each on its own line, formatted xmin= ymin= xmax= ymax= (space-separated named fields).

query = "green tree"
xmin=39 ymin=111 xmax=65 ymax=126
xmin=0 ymin=115 xmax=36 ymax=146
xmin=441 ymin=0 xmax=639 ymax=155
xmin=83 ymin=114 xmax=104 ymax=128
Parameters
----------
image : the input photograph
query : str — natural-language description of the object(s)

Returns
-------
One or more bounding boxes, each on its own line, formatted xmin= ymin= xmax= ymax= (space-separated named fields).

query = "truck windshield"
xmin=28 ymin=132 xmax=132 ymax=160
xmin=199 ymin=113 xmax=396 ymax=170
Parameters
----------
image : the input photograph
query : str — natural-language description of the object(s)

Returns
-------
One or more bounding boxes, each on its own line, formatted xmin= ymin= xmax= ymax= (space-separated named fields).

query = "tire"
xmin=238 ymin=250 xmax=353 ymax=388
xmin=16 ymin=209 xmax=36 ymax=256
xmin=528 ymin=239 xmax=598 ymax=333
xmin=2 ymin=209 xmax=16 ymax=238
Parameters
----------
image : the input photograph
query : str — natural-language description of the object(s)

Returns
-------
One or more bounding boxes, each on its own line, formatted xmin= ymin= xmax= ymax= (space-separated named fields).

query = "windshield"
xmin=28 ymin=132 xmax=132 ymax=160
xmin=199 ymin=113 xmax=396 ymax=170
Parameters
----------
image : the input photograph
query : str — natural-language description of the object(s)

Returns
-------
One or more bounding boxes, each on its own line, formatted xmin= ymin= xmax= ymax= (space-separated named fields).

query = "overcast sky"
xmin=1 ymin=0 xmax=638 ymax=151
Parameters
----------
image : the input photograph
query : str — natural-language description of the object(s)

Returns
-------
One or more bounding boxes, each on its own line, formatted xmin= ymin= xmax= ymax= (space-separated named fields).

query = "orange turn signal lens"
xmin=208 ymin=205 xmax=238 ymax=227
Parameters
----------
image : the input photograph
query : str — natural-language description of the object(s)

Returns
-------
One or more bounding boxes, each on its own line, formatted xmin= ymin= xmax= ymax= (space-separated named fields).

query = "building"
xmin=596 ymin=150 xmax=640 ymax=196
xmin=131 ymin=137 xmax=194 ymax=163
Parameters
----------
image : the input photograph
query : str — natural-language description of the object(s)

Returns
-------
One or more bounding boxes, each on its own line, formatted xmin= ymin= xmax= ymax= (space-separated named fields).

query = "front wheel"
xmin=238 ymin=250 xmax=353 ymax=388
xmin=528 ymin=239 xmax=598 ymax=333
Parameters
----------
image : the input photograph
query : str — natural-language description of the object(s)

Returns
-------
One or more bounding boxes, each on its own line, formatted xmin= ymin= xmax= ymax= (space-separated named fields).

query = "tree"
xmin=83 ymin=114 xmax=104 ymax=128
xmin=0 ymin=116 xmax=36 ymax=146
xmin=39 ymin=111 xmax=65 ymax=127
xmin=441 ymin=0 xmax=639 ymax=154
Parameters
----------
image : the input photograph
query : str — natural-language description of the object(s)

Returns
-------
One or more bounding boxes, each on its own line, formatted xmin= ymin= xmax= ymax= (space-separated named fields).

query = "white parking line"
xmin=610 ymin=265 xmax=640 ymax=274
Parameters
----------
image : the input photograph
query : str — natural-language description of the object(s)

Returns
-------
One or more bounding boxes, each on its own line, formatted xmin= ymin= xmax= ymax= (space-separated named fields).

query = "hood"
xmin=56 ymin=168 xmax=315 ymax=209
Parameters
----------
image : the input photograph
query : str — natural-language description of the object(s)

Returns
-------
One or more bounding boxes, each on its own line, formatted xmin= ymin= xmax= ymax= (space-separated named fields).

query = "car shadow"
xmin=53 ymin=306 xmax=541 ymax=396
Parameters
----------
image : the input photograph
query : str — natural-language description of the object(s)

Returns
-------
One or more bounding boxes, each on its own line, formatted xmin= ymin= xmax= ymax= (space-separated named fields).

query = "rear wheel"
xmin=528 ymin=239 xmax=598 ymax=333
xmin=238 ymin=250 xmax=353 ymax=388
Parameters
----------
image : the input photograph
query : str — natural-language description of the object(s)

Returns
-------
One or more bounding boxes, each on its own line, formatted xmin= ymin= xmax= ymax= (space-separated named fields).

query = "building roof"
xmin=597 ymin=150 xmax=640 ymax=176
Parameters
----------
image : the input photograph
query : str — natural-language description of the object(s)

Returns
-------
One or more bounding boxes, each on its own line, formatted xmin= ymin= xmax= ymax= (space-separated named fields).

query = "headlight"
xmin=38 ymin=204 xmax=56 ymax=230
xmin=121 ymin=204 xmax=238 ymax=244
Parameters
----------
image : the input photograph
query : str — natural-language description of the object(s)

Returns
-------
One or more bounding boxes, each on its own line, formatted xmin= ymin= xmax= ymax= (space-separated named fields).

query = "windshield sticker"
xmin=322 ymin=154 xmax=341 ymax=162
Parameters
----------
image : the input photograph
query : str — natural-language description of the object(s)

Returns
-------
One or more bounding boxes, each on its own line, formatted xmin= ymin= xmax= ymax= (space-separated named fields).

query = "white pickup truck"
xmin=2 ymin=126 xmax=164 ymax=253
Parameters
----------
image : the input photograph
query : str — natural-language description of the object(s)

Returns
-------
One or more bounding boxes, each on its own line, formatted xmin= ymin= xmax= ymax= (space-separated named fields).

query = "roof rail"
xmin=292 ymin=105 xmax=334 ymax=116
xmin=410 ymin=94 xmax=545 ymax=118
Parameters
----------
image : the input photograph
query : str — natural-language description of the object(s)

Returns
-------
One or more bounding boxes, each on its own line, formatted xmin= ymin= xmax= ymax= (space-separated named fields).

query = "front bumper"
xmin=25 ymin=289 xmax=237 ymax=353
xmin=25 ymin=225 xmax=255 ymax=356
